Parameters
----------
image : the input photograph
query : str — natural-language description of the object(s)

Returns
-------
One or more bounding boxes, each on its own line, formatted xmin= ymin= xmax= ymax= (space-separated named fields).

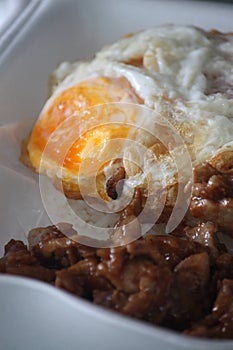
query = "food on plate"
xmin=21 ymin=25 xmax=233 ymax=238
xmin=1 ymin=223 xmax=233 ymax=338
xmin=8 ymin=25 xmax=233 ymax=339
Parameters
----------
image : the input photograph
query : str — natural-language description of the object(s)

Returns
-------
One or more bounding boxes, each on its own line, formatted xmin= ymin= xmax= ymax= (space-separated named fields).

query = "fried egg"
xmin=25 ymin=25 xmax=233 ymax=217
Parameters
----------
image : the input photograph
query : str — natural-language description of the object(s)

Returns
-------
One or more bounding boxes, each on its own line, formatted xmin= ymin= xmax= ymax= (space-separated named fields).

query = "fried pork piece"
xmin=0 ymin=239 xmax=55 ymax=282
xmin=56 ymin=256 xmax=113 ymax=298
xmin=183 ymin=222 xmax=225 ymax=259
xmin=169 ymin=252 xmax=211 ymax=326
xmin=214 ymin=253 xmax=233 ymax=281
xmin=28 ymin=225 xmax=95 ymax=269
xmin=55 ymin=235 xmax=213 ymax=329
xmin=110 ymin=188 xmax=143 ymax=245
xmin=1 ymin=222 xmax=233 ymax=338
xmin=106 ymin=162 xmax=126 ymax=200
xmin=185 ymin=279 xmax=233 ymax=338
xmin=190 ymin=162 xmax=233 ymax=234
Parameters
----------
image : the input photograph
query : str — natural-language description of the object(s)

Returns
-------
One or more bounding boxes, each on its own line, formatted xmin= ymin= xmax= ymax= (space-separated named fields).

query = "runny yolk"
xmin=28 ymin=76 xmax=142 ymax=175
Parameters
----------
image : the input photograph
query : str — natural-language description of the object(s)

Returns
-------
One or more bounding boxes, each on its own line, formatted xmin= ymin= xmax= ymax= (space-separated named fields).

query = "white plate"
xmin=0 ymin=0 xmax=41 ymax=56
xmin=0 ymin=0 xmax=27 ymax=34
xmin=0 ymin=1 xmax=233 ymax=349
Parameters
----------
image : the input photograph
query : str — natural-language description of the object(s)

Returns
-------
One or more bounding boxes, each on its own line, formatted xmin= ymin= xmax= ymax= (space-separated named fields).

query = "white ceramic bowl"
xmin=0 ymin=275 xmax=233 ymax=350
xmin=0 ymin=1 xmax=233 ymax=349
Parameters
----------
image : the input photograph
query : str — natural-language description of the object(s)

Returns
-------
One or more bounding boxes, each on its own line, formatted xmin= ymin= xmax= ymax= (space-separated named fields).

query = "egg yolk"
xmin=28 ymin=76 xmax=142 ymax=177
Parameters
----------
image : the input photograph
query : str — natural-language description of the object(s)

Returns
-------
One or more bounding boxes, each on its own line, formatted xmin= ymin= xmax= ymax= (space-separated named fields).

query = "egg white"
xmin=27 ymin=24 xmax=233 ymax=217
xmin=43 ymin=26 xmax=231 ymax=190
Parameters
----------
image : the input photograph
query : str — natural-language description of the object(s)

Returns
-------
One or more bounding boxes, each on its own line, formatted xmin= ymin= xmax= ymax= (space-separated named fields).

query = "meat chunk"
xmin=106 ymin=166 xmax=125 ymax=200
xmin=1 ymin=222 xmax=233 ymax=338
xmin=0 ymin=239 xmax=55 ymax=282
xmin=28 ymin=225 xmax=95 ymax=269
xmin=190 ymin=162 xmax=233 ymax=234
xmin=56 ymin=257 xmax=113 ymax=299
xmin=185 ymin=279 xmax=233 ymax=338
xmin=142 ymin=235 xmax=208 ymax=268
xmin=213 ymin=253 xmax=233 ymax=282
xmin=54 ymin=234 xmax=214 ymax=329
xmin=96 ymin=243 xmax=212 ymax=328
xmin=167 ymin=252 xmax=211 ymax=329
xmin=121 ymin=266 xmax=173 ymax=324
xmin=110 ymin=188 xmax=143 ymax=245
xmin=183 ymin=222 xmax=224 ymax=258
